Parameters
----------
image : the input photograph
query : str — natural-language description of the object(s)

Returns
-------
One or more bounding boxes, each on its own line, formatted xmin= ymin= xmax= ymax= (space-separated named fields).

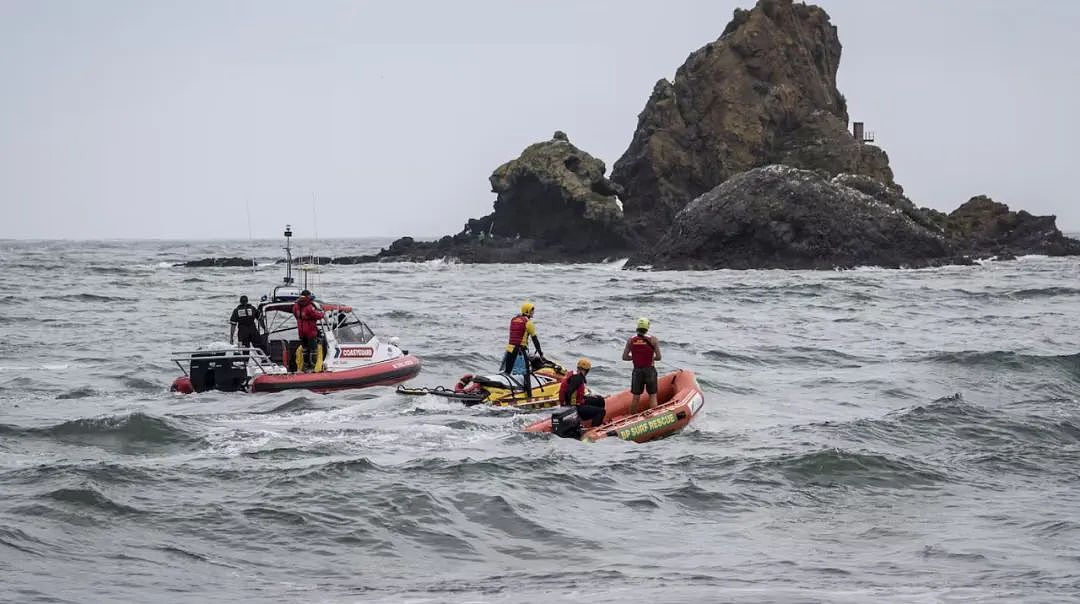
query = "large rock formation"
xmin=612 ymin=0 xmax=893 ymax=237
xmin=483 ymin=131 xmax=627 ymax=250
xmin=337 ymin=132 xmax=631 ymax=264
xmin=944 ymin=195 xmax=1080 ymax=257
xmin=182 ymin=0 xmax=1079 ymax=271
xmin=630 ymin=165 xmax=955 ymax=270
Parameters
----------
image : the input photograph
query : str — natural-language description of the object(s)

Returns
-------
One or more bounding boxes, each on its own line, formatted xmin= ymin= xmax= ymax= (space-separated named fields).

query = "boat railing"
xmin=170 ymin=347 xmax=275 ymax=376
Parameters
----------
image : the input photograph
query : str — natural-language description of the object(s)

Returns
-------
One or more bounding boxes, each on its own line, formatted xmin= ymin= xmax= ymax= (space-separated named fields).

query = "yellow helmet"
xmin=577 ymin=358 xmax=592 ymax=371
xmin=637 ymin=317 xmax=650 ymax=331
xmin=520 ymin=301 xmax=535 ymax=315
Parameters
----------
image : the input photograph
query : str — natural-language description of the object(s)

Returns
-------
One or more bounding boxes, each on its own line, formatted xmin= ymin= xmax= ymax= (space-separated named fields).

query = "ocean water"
xmin=3 ymin=238 xmax=1080 ymax=603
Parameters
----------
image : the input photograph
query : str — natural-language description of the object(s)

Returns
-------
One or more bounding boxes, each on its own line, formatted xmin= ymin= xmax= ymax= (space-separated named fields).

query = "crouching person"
xmin=559 ymin=358 xmax=606 ymax=428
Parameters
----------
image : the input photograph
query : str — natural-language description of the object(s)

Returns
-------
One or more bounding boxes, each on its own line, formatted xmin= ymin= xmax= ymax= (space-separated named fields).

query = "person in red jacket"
xmin=623 ymin=317 xmax=661 ymax=413
xmin=559 ymin=358 xmax=606 ymax=428
xmin=292 ymin=289 xmax=324 ymax=372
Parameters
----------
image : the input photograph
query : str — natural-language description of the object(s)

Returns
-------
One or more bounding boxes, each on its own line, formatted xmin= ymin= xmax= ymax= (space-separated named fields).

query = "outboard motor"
xmin=188 ymin=351 xmax=248 ymax=393
xmin=550 ymin=407 xmax=582 ymax=439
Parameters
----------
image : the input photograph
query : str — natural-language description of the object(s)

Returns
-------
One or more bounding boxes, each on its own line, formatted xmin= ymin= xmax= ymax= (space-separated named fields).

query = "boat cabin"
xmin=259 ymin=300 xmax=381 ymax=371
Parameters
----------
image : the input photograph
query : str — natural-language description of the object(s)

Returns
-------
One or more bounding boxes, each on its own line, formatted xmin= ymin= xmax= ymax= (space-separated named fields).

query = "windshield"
xmin=262 ymin=305 xmax=299 ymax=341
xmin=330 ymin=310 xmax=375 ymax=344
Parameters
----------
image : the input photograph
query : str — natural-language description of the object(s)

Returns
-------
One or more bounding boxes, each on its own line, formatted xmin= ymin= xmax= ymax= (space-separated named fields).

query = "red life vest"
xmin=508 ymin=313 xmax=529 ymax=347
xmin=630 ymin=335 xmax=655 ymax=368
xmin=559 ymin=371 xmax=587 ymax=406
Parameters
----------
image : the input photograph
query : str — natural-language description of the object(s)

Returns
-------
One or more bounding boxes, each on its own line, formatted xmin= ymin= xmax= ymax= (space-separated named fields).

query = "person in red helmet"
xmin=559 ymin=358 xmax=606 ymax=428
xmin=292 ymin=289 xmax=324 ymax=372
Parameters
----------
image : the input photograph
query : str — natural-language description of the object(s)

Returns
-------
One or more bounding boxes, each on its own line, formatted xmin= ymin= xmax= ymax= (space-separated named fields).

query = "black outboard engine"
xmin=550 ymin=407 xmax=582 ymax=439
xmin=188 ymin=351 xmax=248 ymax=393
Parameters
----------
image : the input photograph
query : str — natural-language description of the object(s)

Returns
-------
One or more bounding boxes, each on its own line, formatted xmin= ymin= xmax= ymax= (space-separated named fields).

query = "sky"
xmin=1 ymin=0 xmax=1078 ymax=240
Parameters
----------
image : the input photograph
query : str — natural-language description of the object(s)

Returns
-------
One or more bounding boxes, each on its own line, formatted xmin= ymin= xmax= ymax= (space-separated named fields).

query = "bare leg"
xmin=648 ymin=393 xmax=658 ymax=409
xmin=629 ymin=394 xmax=641 ymax=415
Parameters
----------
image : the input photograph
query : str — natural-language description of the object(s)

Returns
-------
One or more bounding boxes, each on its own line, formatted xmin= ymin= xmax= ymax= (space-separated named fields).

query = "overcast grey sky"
xmin=1 ymin=0 xmax=1077 ymax=240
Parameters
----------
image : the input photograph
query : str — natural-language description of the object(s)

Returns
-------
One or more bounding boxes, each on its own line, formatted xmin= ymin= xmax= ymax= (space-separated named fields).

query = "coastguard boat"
xmin=170 ymin=226 xmax=421 ymax=394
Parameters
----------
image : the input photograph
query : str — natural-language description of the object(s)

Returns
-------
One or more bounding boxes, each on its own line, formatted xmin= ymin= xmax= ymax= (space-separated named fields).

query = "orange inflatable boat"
xmin=524 ymin=369 xmax=704 ymax=443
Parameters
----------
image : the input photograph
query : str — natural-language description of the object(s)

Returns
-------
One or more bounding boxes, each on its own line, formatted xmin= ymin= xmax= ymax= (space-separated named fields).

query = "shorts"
xmin=631 ymin=366 xmax=658 ymax=395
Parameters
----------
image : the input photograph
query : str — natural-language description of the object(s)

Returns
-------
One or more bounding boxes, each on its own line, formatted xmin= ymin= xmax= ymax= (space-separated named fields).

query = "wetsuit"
xmin=560 ymin=371 xmax=605 ymax=427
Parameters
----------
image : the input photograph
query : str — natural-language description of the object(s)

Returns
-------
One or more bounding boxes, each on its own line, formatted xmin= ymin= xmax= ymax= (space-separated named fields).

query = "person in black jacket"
xmin=229 ymin=295 xmax=263 ymax=351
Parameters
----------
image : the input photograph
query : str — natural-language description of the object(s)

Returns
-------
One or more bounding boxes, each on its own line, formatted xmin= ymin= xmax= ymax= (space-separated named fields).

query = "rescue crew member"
xmin=292 ymin=289 xmax=325 ymax=372
xmin=559 ymin=358 xmax=606 ymax=428
xmin=622 ymin=317 xmax=661 ymax=413
xmin=501 ymin=301 xmax=545 ymax=397
xmin=229 ymin=295 xmax=263 ymax=350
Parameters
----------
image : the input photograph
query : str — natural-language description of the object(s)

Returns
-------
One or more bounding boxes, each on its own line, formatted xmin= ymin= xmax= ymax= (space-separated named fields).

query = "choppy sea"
xmin=3 ymin=238 xmax=1080 ymax=603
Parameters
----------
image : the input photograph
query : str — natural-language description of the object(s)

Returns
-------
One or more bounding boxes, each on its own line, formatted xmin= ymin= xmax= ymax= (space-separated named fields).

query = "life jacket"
xmin=508 ymin=313 xmax=530 ymax=347
xmin=559 ymin=371 xmax=587 ymax=406
xmin=629 ymin=334 xmax=655 ymax=368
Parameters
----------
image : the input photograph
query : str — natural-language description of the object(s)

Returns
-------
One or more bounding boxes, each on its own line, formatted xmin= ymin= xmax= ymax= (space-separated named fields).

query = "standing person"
xmin=622 ymin=317 xmax=661 ymax=413
xmin=292 ymin=290 xmax=324 ymax=372
xmin=501 ymin=301 xmax=545 ymax=397
xmin=559 ymin=358 xmax=606 ymax=428
xmin=229 ymin=295 xmax=263 ymax=350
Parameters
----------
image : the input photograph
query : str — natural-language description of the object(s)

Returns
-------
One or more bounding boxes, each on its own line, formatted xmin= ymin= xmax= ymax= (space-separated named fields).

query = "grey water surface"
xmin=2 ymin=239 xmax=1080 ymax=603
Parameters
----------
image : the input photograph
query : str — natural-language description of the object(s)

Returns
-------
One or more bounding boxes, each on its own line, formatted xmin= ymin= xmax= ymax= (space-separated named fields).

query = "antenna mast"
xmin=283 ymin=224 xmax=294 ymax=285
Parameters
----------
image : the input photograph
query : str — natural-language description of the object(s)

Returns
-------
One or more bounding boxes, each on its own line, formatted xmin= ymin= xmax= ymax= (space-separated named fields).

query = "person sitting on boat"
xmin=623 ymin=317 xmax=661 ymax=413
xmin=292 ymin=289 xmax=324 ymax=372
xmin=229 ymin=295 xmax=264 ymax=351
xmin=501 ymin=301 xmax=545 ymax=397
xmin=559 ymin=358 xmax=605 ymax=427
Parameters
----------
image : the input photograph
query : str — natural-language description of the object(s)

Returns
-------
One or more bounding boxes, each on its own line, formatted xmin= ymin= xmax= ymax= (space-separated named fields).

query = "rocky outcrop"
xmin=629 ymin=165 xmax=957 ymax=270
xmin=181 ymin=0 xmax=1079 ymax=271
xmin=180 ymin=257 xmax=254 ymax=268
xmin=612 ymin=0 xmax=893 ymax=237
xmin=830 ymin=174 xmax=942 ymax=234
xmin=945 ymin=195 xmax=1080 ymax=257
xmin=484 ymin=131 xmax=627 ymax=250
xmin=345 ymin=132 xmax=632 ymax=263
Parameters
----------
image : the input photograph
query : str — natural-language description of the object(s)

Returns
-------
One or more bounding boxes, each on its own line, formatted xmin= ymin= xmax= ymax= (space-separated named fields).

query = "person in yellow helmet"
xmin=623 ymin=317 xmax=661 ymax=413
xmin=501 ymin=301 xmax=545 ymax=396
xmin=559 ymin=358 xmax=606 ymax=427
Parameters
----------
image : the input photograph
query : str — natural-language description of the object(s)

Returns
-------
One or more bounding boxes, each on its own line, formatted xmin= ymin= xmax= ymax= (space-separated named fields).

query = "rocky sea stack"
xmin=349 ymin=131 xmax=633 ymax=265
xmin=184 ymin=0 xmax=1078 ymax=270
